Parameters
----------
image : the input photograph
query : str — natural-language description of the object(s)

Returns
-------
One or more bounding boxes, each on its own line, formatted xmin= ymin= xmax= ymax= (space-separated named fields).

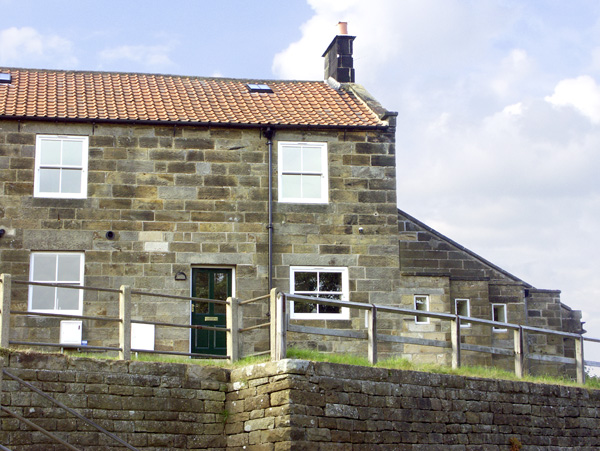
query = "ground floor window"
xmin=289 ymin=266 xmax=349 ymax=320
xmin=414 ymin=295 xmax=430 ymax=324
xmin=455 ymin=298 xmax=471 ymax=328
xmin=492 ymin=303 xmax=508 ymax=332
xmin=28 ymin=252 xmax=84 ymax=315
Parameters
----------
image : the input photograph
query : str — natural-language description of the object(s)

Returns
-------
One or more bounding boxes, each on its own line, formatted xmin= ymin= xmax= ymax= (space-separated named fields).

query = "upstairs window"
xmin=290 ymin=266 xmax=349 ymax=320
xmin=28 ymin=252 xmax=84 ymax=315
xmin=278 ymin=142 xmax=328 ymax=203
xmin=34 ymin=135 xmax=89 ymax=198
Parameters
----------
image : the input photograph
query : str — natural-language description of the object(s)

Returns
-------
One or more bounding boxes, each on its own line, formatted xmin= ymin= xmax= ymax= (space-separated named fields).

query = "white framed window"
xmin=28 ymin=252 xmax=84 ymax=315
xmin=278 ymin=141 xmax=328 ymax=203
xmin=455 ymin=298 xmax=471 ymax=328
xmin=492 ymin=303 xmax=507 ymax=332
xmin=289 ymin=266 xmax=349 ymax=320
xmin=34 ymin=135 xmax=89 ymax=198
xmin=414 ymin=295 xmax=429 ymax=324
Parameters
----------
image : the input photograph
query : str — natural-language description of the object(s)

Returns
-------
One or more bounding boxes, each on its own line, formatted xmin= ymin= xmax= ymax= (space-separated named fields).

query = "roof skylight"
xmin=246 ymin=83 xmax=273 ymax=93
xmin=0 ymin=73 xmax=12 ymax=84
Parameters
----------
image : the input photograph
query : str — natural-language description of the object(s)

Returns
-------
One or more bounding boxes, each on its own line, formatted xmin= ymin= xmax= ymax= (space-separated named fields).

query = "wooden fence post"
xmin=270 ymin=288 xmax=286 ymax=361
xmin=576 ymin=336 xmax=585 ymax=384
xmin=226 ymin=296 xmax=239 ymax=362
xmin=0 ymin=274 xmax=11 ymax=349
xmin=368 ymin=305 xmax=377 ymax=365
xmin=270 ymin=288 xmax=278 ymax=361
xmin=514 ymin=327 xmax=524 ymax=379
xmin=119 ymin=285 xmax=131 ymax=361
xmin=451 ymin=315 xmax=461 ymax=369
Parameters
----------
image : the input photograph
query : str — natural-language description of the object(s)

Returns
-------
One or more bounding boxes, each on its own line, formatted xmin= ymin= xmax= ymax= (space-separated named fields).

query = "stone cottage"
xmin=0 ymin=28 xmax=583 ymax=373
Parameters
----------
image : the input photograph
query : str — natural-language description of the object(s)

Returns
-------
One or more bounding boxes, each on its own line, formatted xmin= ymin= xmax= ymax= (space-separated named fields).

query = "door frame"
xmin=189 ymin=265 xmax=236 ymax=356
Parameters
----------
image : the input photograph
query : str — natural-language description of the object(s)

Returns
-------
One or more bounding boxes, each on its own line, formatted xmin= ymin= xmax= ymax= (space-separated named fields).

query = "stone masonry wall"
xmin=0 ymin=120 xmax=399 ymax=357
xmin=397 ymin=209 xmax=584 ymax=375
xmin=0 ymin=352 xmax=229 ymax=450
xmin=227 ymin=359 xmax=600 ymax=450
xmin=2 ymin=353 xmax=599 ymax=450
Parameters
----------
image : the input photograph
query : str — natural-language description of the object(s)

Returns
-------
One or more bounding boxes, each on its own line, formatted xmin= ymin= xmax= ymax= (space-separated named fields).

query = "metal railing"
xmin=0 ymin=274 xmax=233 ymax=361
xmin=272 ymin=291 xmax=595 ymax=384
xmin=1 ymin=369 xmax=139 ymax=450
xmin=0 ymin=274 xmax=597 ymax=384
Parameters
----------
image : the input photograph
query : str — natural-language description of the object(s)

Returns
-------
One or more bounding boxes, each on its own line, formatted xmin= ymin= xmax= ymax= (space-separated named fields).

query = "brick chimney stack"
xmin=322 ymin=22 xmax=356 ymax=83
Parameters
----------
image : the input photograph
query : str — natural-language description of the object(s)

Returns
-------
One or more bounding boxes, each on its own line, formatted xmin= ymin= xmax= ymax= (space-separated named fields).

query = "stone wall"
xmin=2 ymin=353 xmax=599 ymax=450
xmin=227 ymin=359 xmax=600 ymax=450
xmin=397 ymin=209 xmax=584 ymax=373
xmin=0 ymin=119 xmax=399 ymax=356
xmin=0 ymin=352 xmax=229 ymax=450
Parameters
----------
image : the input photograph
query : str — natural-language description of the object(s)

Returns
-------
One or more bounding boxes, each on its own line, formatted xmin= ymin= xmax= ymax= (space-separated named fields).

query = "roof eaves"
xmin=0 ymin=114 xmax=390 ymax=131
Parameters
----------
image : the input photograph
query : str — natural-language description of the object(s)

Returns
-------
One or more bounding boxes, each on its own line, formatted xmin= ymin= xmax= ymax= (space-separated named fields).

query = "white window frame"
xmin=455 ymin=298 xmax=471 ymax=328
xmin=34 ymin=135 xmax=89 ymax=198
xmin=289 ymin=266 xmax=349 ymax=320
xmin=278 ymin=141 xmax=328 ymax=204
xmin=28 ymin=252 xmax=85 ymax=315
xmin=492 ymin=303 xmax=508 ymax=332
xmin=414 ymin=295 xmax=430 ymax=324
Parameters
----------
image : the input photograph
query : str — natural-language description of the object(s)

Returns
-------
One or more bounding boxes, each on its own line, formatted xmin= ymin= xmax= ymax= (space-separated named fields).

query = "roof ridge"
xmin=0 ymin=66 xmax=325 ymax=85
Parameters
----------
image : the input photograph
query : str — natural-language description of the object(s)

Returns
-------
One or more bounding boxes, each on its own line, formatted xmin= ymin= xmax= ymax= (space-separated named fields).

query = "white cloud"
xmin=99 ymin=45 xmax=175 ymax=71
xmin=275 ymin=0 xmax=600 ymax=357
xmin=545 ymin=75 xmax=600 ymax=123
xmin=0 ymin=27 xmax=78 ymax=68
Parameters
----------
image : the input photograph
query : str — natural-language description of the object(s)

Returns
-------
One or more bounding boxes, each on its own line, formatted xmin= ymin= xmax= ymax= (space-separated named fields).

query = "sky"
xmin=2 ymin=0 xmax=600 ymax=363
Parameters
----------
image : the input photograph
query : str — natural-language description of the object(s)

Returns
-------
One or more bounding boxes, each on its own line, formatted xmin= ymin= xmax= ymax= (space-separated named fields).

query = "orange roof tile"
xmin=0 ymin=68 xmax=386 ymax=128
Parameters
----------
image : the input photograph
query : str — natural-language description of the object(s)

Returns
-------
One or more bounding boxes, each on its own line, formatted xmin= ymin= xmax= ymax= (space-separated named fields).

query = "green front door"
xmin=191 ymin=268 xmax=232 ymax=356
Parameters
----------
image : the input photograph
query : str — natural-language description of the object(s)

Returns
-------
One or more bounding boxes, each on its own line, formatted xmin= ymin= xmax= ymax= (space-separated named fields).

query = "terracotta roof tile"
xmin=0 ymin=68 xmax=385 ymax=128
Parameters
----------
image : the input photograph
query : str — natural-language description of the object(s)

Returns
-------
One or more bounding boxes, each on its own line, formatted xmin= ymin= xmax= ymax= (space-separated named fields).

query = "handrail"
xmin=12 ymin=280 xmax=122 ymax=293
xmin=10 ymin=310 xmax=122 ymax=323
xmin=238 ymin=294 xmax=271 ymax=305
xmin=3 ymin=369 xmax=139 ymax=450
xmin=0 ymin=406 xmax=81 ymax=451
xmin=282 ymin=292 xmax=593 ymax=383
xmin=0 ymin=275 xmax=232 ymax=361
xmin=285 ymin=293 xmax=583 ymax=341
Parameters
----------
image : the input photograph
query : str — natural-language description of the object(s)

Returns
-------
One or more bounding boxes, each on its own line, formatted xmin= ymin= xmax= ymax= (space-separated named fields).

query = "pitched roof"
xmin=0 ymin=68 xmax=388 ymax=128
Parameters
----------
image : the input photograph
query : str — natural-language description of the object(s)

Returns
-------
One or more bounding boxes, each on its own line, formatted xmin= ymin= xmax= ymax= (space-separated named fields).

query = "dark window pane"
xmin=294 ymin=302 xmax=317 ymax=313
xmin=319 ymin=304 xmax=341 ymax=314
xmin=193 ymin=301 xmax=209 ymax=314
xmin=294 ymin=272 xmax=317 ymax=291
xmin=213 ymin=272 xmax=229 ymax=300
xmin=194 ymin=272 xmax=209 ymax=299
xmin=319 ymin=272 xmax=342 ymax=292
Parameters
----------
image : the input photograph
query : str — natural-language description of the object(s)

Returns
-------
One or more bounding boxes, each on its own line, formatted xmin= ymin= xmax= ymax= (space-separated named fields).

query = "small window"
xmin=278 ymin=142 xmax=328 ymax=204
xmin=28 ymin=252 xmax=84 ymax=315
xmin=246 ymin=83 xmax=273 ymax=93
xmin=492 ymin=303 xmax=507 ymax=332
xmin=455 ymin=298 xmax=471 ymax=328
xmin=290 ymin=266 xmax=349 ymax=320
xmin=414 ymin=295 xmax=429 ymax=324
xmin=34 ymin=135 xmax=89 ymax=198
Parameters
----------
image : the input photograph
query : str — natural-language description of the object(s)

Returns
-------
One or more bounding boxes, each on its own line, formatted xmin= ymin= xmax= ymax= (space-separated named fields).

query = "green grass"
xmin=7 ymin=346 xmax=598 ymax=389
xmin=286 ymin=347 xmax=593 ymax=388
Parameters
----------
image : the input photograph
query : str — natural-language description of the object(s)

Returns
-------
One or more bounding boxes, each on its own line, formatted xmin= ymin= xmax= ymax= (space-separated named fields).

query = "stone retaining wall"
xmin=1 ymin=352 xmax=599 ymax=450
xmin=227 ymin=360 xmax=600 ymax=450
xmin=0 ymin=352 xmax=229 ymax=450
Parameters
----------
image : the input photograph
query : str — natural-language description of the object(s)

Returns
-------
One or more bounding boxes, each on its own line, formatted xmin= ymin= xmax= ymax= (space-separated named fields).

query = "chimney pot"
xmin=337 ymin=22 xmax=348 ymax=35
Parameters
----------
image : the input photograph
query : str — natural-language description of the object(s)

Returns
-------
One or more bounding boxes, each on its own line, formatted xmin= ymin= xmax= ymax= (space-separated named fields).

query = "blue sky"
xmin=3 ymin=0 xmax=600 ymax=360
